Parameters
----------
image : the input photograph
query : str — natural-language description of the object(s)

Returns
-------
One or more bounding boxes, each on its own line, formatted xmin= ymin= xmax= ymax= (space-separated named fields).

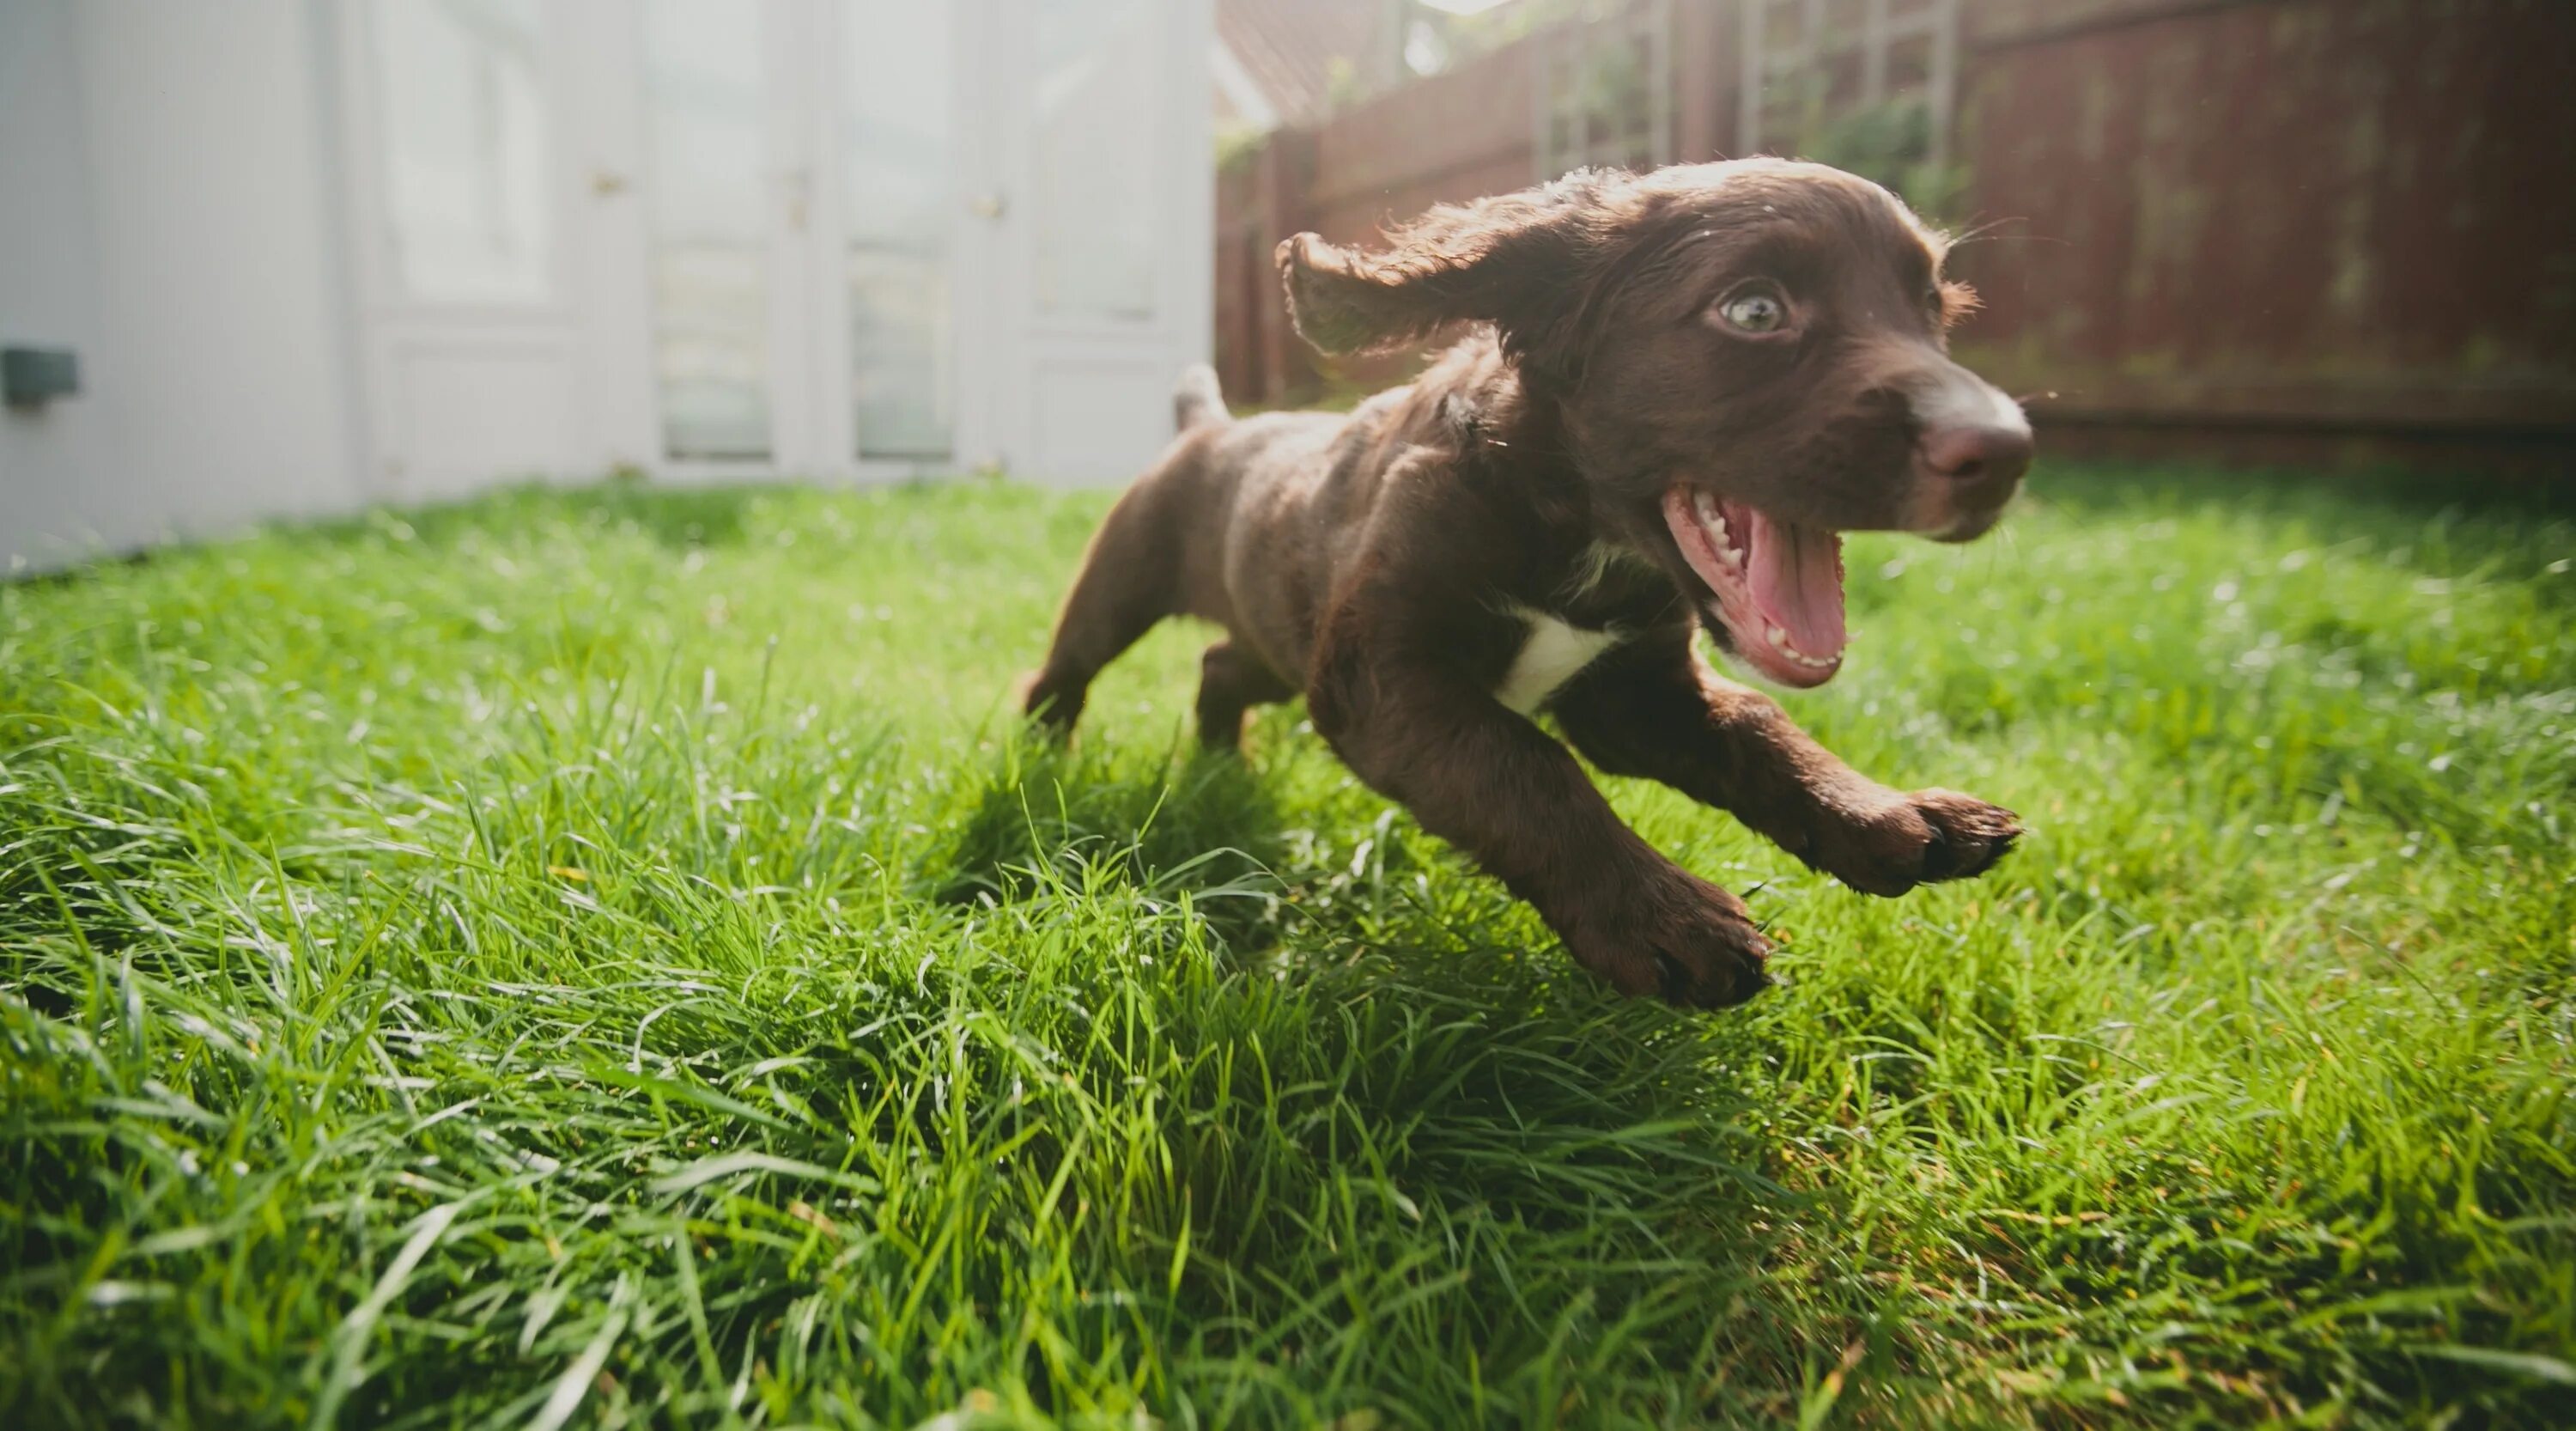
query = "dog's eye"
xmin=1716 ymin=288 xmax=1788 ymax=335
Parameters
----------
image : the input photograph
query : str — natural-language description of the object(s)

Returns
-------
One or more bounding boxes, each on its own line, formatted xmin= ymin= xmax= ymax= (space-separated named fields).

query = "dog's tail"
xmin=1173 ymin=363 xmax=1231 ymax=433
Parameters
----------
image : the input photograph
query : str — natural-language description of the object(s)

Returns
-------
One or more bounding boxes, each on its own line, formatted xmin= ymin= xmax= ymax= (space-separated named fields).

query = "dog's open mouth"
xmin=1662 ymin=486 xmax=1846 ymax=687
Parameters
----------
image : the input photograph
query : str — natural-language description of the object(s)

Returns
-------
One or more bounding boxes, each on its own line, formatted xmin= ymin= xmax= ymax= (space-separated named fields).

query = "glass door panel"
xmin=982 ymin=0 xmax=1205 ymax=484
xmin=350 ymin=0 xmax=594 ymax=498
xmin=369 ymin=0 xmax=554 ymax=304
xmin=641 ymin=0 xmax=772 ymax=460
xmin=1029 ymin=0 xmax=1163 ymax=324
xmin=842 ymin=0 xmax=956 ymax=460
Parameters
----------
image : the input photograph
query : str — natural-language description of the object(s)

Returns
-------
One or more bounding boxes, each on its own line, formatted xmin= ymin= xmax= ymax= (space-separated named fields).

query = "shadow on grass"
xmin=908 ymin=729 xmax=1846 ymax=1419
xmin=931 ymin=739 xmax=1292 ymax=944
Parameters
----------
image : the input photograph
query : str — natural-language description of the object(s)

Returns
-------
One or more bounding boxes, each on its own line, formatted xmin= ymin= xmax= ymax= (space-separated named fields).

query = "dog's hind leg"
xmin=1021 ymin=478 xmax=1184 ymax=734
xmin=1194 ymin=640 xmax=1295 ymax=752
xmin=1026 ymin=368 xmax=1238 ymax=736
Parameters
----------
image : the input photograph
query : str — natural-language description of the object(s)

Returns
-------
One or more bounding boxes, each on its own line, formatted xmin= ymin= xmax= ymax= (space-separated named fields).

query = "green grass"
xmin=3 ymin=465 xmax=2572 ymax=1429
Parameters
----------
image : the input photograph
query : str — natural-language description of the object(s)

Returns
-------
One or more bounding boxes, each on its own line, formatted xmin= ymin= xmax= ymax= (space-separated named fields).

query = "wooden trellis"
xmin=1738 ymin=0 xmax=1959 ymax=167
xmin=1534 ymin=0 xmax=1675 ymax=178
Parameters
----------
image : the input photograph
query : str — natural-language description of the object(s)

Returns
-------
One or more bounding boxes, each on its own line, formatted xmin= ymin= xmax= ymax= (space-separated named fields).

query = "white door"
xmin=619 ymin=0 xmax=820 ymax=474
xmin=348 ymin=0 xmax=1208 ymax=492
xmin=342 ymin=0 xmax=611 ymax=500
xmin=829 ymin=0 xmax=997 ymax=474
xmin=618 ymin=0 xmax=1209 ymax=484
xmin=985 ymin=0 xmax=1213 ymax=484
xmin=616 ymin=0 xmax=997 ymax=478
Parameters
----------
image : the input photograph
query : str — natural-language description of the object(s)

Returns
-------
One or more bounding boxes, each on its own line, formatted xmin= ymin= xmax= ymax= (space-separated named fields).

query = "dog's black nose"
xmin=1918 ymin=424 xmax=2034 ymax=490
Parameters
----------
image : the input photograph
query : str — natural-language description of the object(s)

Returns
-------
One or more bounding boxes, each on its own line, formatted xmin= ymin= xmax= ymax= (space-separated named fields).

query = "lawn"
xmin=3 ymin=465 xmax=2572 ymax=1429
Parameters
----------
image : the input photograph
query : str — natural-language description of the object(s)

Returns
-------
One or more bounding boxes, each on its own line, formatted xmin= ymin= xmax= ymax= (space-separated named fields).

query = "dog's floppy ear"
xmin=1277 ymin=170 xmax=1629 ymax=381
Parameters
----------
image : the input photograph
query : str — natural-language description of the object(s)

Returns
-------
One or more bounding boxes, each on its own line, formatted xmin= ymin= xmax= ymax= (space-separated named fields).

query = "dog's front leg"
xmin=1553 ymin=633 xmax=2020 ymax=897
xmin=1307 ymin=623 xmax=1770 ymax=1008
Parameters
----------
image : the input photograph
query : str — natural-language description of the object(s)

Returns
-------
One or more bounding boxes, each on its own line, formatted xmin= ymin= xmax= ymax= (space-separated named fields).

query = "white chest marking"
xmin=1495 ymin=609 xmax=1624 ymax=715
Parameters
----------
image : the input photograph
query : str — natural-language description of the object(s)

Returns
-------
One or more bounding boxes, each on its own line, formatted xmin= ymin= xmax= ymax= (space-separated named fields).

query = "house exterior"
xmin=1 ymin=0 xmax=1213 ymax=573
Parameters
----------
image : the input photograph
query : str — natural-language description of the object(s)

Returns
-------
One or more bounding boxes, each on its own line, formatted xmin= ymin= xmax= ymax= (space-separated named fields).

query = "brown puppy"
xmin=1022 ymin=159 xmax=2032 ymax=1008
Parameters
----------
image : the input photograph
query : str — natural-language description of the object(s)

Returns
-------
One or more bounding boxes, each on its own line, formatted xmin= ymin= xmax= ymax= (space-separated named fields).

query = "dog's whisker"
xmin=1947 ymin=215 xmax=2031 ymax=247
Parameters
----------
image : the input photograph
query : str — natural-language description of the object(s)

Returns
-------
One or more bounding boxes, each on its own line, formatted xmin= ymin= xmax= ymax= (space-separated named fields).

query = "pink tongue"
xmin=1739 ymin=507 xmax=1847 ymax=658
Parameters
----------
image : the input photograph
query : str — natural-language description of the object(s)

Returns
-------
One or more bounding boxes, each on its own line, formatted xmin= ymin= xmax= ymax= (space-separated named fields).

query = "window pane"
xmin=644 ymin=0 xmax=771 ymax=460
xmin=371 ymin=0 xmax=552 ymax=303
xmin=1030 ymin=0 xmax=1161 ymax=323
xmin=845 ymin=0 xmax=955 ymax=460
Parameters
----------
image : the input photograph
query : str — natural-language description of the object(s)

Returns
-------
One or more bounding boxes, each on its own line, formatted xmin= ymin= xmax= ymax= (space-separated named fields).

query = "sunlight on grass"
xmin=3 ymin=466 xmax=2571 ymax=1428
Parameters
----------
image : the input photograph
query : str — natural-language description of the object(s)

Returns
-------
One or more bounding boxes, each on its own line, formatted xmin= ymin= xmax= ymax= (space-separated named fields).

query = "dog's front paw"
xmin=1807 ymin=788 xmax=2021 ymax=897
xmin=1560 ymin=869 xmax=1772 ymax=1009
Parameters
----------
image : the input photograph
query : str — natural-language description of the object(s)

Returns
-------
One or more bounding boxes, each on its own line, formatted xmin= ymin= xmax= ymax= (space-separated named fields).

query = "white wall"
xmin=0 ymin=0 xmax=128 ymax=572
xmin=1 ymin=0 xmax=361 ymax=573
xmin=3 ymin=0 xmax=1218 ymax=572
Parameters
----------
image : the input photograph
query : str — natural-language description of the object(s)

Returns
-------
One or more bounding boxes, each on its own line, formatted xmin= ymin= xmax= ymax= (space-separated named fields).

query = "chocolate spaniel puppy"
xmin=1022 ymin=159 xmax=2032 ymax=1008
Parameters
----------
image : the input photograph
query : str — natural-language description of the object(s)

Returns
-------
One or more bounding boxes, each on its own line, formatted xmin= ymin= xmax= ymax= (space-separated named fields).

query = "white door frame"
xmin=591 ymin=0 xmax=825 ymax=484
xmin=605 ymin=0 xmax=990 ymax=484
xmin=980 ymin=0 xmax=1212 ymax=484
xmin=563 ymin=0 xmax=664 ymax=478
xmin=337 ymin=0 xmax=611 ymax=500
xmin=341 ymin=0 xmax=1208 ymax=494
xmin=803 ymin=0 xmax=1006 ymax=480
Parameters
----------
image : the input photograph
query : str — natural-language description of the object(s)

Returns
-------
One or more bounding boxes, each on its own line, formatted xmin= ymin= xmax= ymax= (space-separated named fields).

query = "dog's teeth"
xmin=1698 ymin=504 xmax=1744 ymax=569
xmin=1765 ymin=623 xmax=1836 ymax=668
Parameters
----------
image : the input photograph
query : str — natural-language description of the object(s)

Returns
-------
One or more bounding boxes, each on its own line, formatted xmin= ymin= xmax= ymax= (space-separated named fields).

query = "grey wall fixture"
xmin=3 ymin=347 xmax=81 ymax=407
